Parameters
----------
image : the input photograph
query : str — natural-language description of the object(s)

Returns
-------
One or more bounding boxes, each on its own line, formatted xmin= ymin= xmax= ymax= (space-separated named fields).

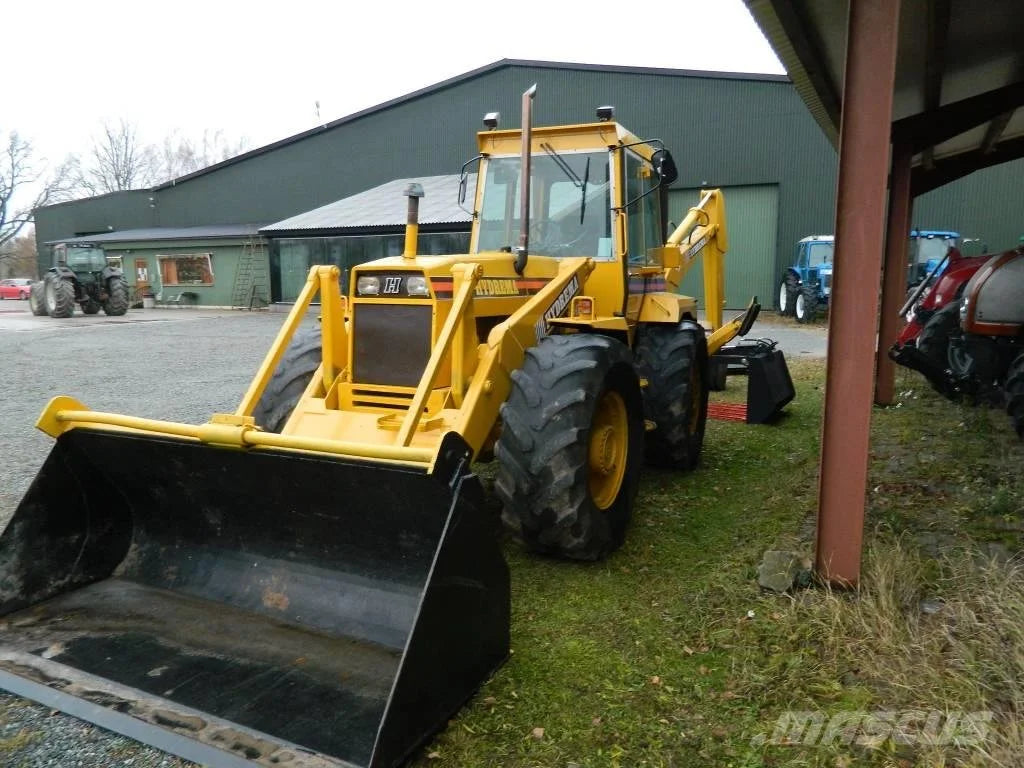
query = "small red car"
xmin=0 ymin=278 xmax=33 ymax=300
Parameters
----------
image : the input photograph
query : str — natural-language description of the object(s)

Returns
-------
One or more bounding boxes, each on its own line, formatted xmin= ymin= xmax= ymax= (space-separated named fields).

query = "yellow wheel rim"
xmin=588 ymin=390 xmax=628 ymax=510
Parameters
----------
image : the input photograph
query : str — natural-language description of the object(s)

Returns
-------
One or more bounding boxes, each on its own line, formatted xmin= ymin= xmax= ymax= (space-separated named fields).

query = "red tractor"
xmin=891 ymin=243 xmax=1024 ymax=437
xmin=895 ymin=246 xmax=991 ymax=350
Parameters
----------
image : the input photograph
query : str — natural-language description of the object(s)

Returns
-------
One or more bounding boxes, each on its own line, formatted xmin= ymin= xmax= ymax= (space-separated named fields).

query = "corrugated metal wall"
xmin=671 ymin=185 xmax=779 ymax=308
xmin=34 ymin=61 xmax=1024 ymax=281
xmin=914 ymin=161 xmax=1024 ymax=253
xmin=34 ymin=63 xmax=835 ymax=282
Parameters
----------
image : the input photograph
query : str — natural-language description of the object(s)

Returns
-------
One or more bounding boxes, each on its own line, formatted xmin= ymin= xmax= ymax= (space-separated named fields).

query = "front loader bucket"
xmin=0 ymin=429 xmax=509 ymax=768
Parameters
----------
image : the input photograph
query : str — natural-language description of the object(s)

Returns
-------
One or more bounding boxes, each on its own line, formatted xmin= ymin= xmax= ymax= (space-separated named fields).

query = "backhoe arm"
xmin=657 ymin=189 xmax=728 ymax=330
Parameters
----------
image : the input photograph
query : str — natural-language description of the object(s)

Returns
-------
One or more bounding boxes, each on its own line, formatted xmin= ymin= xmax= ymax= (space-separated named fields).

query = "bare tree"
xmin=74 ymin=119 xmax=161 ymax=195
xmin=0 ymin=231 xmax=39 ymax=277
xmin=157 ymin=129 xmax=249 ymax=181
xmin=0 ymin=130 xmax=75 ymax=251
xmin=71 ymin=122 xmax=250 ymax=195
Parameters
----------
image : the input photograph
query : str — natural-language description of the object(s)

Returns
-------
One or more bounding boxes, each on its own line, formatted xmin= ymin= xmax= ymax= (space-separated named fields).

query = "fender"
xmin=100 ymin=265 xmax=124 ymax=282
xmin=49 ymin=265 xmax=76 ymax=280
xmin=637 ymin=291 xmax=698 ymax=324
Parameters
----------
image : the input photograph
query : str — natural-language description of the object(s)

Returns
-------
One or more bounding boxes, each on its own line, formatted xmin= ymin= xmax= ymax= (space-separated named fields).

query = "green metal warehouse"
xmin=34 ymin=59 xmax=1024 ymax=307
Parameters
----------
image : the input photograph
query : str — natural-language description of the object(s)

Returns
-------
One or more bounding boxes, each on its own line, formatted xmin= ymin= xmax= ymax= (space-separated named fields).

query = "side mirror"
xmin=456 ymin=153 xmax=485 ymax=215
xmin=651 ymin=149 xmax=678 ymax=185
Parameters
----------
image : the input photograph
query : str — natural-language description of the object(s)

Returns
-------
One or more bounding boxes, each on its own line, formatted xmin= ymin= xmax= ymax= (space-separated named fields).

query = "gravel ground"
xmin=0 ymin=303 xmax=825 ymax=766
xmin=0 ymin=307 xmax=286 ymax=768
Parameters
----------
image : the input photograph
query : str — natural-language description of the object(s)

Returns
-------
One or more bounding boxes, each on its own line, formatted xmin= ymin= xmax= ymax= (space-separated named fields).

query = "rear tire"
xmin=44 ymin=275 xmax=75 ymax=318
xmin=1006 ymin=352 xmax=1024 ymax=439
xmin=634 ymin=323 xmax=709 ymax=469
xmin=102 ymin=278 xmax=129 ymax=316
xmin=794 ymin=286 xmax=818 ymax=324
xmin=252 ymin=324 xmax=323 ymax=433
xmin=28 ymin=282 xmax=48 ymax=316
xmin=495 ymin=334 xmax=644 ymax=561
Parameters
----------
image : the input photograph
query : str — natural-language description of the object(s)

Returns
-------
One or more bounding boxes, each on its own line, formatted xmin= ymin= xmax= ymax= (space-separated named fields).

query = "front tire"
xmin=917 ymin=302 xmax=960 ymax=370
xmin=251 ymin=324 xmax=323 ymax=433
xmin=634 ymin=323 xmax=709 ymax=469
xmin=44 ymin=275 xmax=75 ymax=318
xmin=82 ymin=299 xmax=101 ymax=315
xmin=28 ymin=282 xmax=48 ymax=316
xmin=102 ymin=278 xmax=129 ymax=316
xmin=794 ymin=287 xmax=819 ymax=324
xmin=778 ymin=275 xmax=797 ymax=317
xmin=495 ymin=334 xmax=644 ymax=560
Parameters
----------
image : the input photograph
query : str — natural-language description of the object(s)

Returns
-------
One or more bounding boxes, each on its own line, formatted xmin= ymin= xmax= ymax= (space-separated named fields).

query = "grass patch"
xmin=412 ymin=359 xmax=1023 ymax=768
xmin=0 ymin=729 xmax=40 ymax=752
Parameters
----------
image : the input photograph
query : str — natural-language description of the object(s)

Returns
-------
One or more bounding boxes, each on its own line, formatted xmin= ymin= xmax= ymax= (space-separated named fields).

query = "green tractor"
xmin=29 ymin=243 xmax=129 ymax=318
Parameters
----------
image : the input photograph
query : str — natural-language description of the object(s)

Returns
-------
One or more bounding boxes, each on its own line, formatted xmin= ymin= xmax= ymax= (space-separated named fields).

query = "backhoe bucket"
xmin=711 ymin=340 xmax=795 ymax=423
xmin=0 ymin=429 xmax=509 ymax=768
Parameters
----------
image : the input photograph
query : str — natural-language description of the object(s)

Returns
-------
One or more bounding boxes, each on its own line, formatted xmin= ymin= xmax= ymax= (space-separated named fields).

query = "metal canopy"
xmin=746 ymin=0 xmax=1024 ymax=189
xmin=744 ymin=0 xmax=1024 ymax=585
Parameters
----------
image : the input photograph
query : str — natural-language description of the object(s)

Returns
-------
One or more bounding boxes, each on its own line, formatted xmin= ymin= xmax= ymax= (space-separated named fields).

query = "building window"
xmin=159 ymin=253 xmax=214 ymax=285
xmin=270 ymin=233 xmax=471 ymax=302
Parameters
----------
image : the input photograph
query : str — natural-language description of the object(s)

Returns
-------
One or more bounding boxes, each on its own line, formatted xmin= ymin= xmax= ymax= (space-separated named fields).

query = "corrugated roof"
xmin=260 ymin=175 xmax=473 ymax=234
xmin=50 ymin=224 xmax=265 ymax=246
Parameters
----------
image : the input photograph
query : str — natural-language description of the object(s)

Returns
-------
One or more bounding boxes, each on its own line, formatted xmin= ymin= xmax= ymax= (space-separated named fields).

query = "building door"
xmin=135 ymin=259 xmax=151 ymax=295
xmin=669 ymin=184 xmax=779 ymax=309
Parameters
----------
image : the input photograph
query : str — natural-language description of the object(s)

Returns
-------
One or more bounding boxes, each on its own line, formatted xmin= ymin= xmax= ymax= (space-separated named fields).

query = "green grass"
xmin=411 ymin=360 xmax=1024 ymax=768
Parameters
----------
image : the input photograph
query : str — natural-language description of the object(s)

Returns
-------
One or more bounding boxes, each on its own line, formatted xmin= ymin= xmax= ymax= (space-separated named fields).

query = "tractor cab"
xmin=907 ymin=229 xmax=959 ymax=287
xmin=796 ymin=236 xmax=835 ymax=295
xmin=56 ymin=243 xmax=108 ymax=283
xmin=465 ymin=113 xmax=678 ymax=327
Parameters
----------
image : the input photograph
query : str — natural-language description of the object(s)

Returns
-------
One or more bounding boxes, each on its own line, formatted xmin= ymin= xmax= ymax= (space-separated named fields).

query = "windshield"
xmin=808 ymin=242 xmax=834 ymax=266
xmin=66 ymin=246 xmax=108 ymax=272
xmin=475 ymin=151 xmax=612 ymax=258
xmin=912 ymin=236 xmax=957 ymax=265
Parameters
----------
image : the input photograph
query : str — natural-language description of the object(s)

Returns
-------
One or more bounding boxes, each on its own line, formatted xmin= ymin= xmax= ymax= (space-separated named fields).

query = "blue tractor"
xmin=906 ymin=229 xmax=961 ymax=288
xmin=778 ymin=230 xmax=961 ymax=323
xmin=778 ymin=235 xmax=833 ymax=324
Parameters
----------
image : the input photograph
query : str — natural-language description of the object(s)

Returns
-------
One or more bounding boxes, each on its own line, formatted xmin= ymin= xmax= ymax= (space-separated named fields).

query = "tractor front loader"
xmin=0 ymin=88 xmax=787 ymax=767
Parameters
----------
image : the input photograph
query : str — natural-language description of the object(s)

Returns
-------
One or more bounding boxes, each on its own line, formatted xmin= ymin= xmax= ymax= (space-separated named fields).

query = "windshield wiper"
xmin=541 ymin=143 xmax=582 ymax=187
xmin=579 ymin=157 xmax=590 ymax=225
xmin=542 ymin=143 xmax=591 ymax=225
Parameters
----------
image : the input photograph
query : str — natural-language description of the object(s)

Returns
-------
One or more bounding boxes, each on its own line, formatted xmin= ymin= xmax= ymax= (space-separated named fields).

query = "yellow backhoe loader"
xmin=0 ymin=87 xmax=792 ymax=767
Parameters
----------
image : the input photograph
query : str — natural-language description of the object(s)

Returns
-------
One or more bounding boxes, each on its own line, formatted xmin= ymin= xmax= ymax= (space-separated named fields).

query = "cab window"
xmin=624 ymin=151 xmax=662 ymax=266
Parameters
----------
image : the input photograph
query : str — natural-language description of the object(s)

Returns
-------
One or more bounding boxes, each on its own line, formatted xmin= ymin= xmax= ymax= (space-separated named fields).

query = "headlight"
xmin=406 ymin=275 xmax=429 ymax=296
xmin=356 ymin=276 xmax=380 ymax=295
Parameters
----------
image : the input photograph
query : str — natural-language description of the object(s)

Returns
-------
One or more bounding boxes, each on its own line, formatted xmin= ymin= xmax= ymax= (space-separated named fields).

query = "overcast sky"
xmin=7 ymin=0 xmax=783 ymax=174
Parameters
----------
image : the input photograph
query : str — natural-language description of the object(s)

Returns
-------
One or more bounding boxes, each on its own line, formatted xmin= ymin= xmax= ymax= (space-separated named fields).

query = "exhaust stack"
xmin=514 ymin=84 xmax=537 ymax=275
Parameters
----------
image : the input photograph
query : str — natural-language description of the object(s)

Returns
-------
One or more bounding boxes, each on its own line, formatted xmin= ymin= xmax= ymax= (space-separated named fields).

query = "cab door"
xmin=621 ymin=150 xmax=663 ymax=323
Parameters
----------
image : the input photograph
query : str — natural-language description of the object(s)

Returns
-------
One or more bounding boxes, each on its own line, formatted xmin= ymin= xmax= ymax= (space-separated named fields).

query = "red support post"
xmin=875 ymin=141 xmax=915 ymax=406
xmin=815 ymin=0 xmax=901 ymax=586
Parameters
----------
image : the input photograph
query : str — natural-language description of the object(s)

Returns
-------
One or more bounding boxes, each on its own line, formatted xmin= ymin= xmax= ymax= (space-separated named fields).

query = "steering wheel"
xmin=530 ymin=220 xmax=584 ymax=256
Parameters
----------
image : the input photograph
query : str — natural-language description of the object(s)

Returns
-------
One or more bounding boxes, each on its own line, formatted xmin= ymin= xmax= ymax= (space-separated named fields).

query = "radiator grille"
xmin=353 ymin=305 xmax=432 ymax=387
